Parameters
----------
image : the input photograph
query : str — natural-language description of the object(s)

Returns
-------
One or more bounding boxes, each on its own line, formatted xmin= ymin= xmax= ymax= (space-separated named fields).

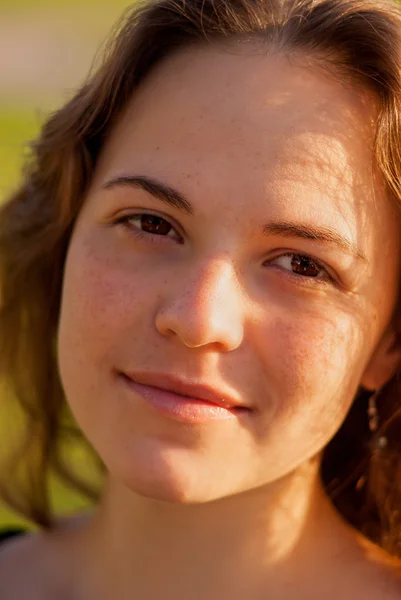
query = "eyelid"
xmin=115 ymin=209 xmax=184 ymax=236
xmin=266 ymin=250 xmax=339 ymax=287
xmin=267 ymin=250 xmax=329 ymax=271
xmin=114 ymin=211 xmax=184 ymax=243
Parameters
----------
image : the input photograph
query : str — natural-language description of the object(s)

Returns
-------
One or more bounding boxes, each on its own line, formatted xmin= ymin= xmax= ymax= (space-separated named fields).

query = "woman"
xmin=1 ymin=0 xmax=401 ymax=596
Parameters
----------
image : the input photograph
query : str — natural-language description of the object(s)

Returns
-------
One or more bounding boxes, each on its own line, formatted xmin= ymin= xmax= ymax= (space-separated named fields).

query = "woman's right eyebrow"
xmin=102 ymin=174 xmax=194 ymax=215
xmin=102 ymin=174 xmax=366 ymax=262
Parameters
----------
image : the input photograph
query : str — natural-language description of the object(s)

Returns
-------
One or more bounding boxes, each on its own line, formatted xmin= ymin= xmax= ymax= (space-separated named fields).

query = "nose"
xmin=155 ymin=258 xmax=245 ymax=351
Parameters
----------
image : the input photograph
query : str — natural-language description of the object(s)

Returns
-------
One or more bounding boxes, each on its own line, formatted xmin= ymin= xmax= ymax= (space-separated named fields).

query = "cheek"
xmin=275 ymin=317 xmax=350 ymax=390
xmin=268 ymin=292 xmax=372 ymax=391
xmin=253 ymin=307 xmax=369 ymax=453
xmin=59 ymin=238 xmax=155 ymax=355
xmin=56 ymin=234 xmax=159 ymax=417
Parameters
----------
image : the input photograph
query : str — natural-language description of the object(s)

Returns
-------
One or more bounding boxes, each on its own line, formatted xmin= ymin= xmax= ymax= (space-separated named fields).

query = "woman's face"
xmin=58 ymin=45 xmax=401 ymax=502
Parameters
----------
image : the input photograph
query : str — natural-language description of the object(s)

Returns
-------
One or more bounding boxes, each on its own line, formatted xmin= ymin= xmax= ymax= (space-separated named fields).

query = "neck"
xmin=75 ymin=458 xmax=360 ymax=600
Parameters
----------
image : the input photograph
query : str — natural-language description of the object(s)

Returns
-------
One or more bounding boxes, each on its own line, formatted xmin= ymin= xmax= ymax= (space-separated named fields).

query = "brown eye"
xmin=117 ymin=213 xmax=182 ymax=243
xmin=269 ymin=253 xmax=327 ymax=280
xmin=139 ymin=214 xmax=173 ymax=235
xmin=116 ymin=213 xmax=180 ymax=239
xmin=290 ymin=254 xmax=321 ymax=277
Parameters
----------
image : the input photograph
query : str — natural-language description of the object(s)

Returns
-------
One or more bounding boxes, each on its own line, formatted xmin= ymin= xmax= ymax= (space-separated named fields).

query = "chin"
xmin=118 ymin=470 xmax=221 ymax=504
xmin=110 ymin=446 xmax=236 ymax=505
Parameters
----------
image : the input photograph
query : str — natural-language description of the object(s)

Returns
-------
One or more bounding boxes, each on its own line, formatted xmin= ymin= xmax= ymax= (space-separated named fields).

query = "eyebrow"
xmin=262 ymin=222 xmax=367 ymax=261
xmin=103 ymin=174 xmax=194 ymax=215
xmin=102 ymin=174 xmax=367 ymax=261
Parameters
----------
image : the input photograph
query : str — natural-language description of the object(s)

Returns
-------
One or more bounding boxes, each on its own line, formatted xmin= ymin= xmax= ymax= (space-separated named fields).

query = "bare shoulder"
xmin=362 ymin=564 xmax=401 ymax=599
xmin=352 ymin=537 xmax=401 ymax=600
xmin=0 ymin=529 xmax=56 ymax=599
xmin=0 ymin=515 xmax=89 ymax=600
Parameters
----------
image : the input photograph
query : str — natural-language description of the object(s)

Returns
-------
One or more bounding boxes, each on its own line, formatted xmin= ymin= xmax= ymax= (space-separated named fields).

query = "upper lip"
xmin=122 ymin=371 xmax=249 ymax=410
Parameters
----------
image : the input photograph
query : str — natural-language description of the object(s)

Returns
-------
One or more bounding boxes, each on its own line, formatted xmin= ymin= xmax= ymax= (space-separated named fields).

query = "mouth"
xmin=121 ymin=370 xmax=249 ymax=409
xmin=118 ymin=371 xmax=251 ymax=424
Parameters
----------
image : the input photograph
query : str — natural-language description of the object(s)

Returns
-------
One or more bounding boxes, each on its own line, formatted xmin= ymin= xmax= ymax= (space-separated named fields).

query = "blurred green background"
xmin=0 ymin=0 xmax=134 ymax=529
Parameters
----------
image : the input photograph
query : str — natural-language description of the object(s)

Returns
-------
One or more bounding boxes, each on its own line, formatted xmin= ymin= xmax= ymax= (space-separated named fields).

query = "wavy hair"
xmin=2 ymin=0 xmax=401 ymax=556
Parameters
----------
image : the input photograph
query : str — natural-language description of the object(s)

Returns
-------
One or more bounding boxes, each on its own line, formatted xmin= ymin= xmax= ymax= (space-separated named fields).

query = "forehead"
xmin=93 ymin=44 xmax=389 ymax=234
xmin=98 ymin=46 xmax=378 ymax=185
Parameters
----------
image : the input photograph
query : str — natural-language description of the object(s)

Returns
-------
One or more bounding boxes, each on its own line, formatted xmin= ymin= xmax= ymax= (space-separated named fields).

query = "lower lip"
xmin=120 ymin=374 xmax=248 ymax=424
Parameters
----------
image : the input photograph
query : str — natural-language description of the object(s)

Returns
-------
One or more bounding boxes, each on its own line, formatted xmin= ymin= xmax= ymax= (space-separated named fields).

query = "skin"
xmin=2 ymin=44 xmax=401 ymax=599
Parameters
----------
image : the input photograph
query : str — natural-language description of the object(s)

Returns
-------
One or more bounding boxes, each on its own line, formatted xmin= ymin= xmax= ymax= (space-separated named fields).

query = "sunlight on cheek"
xmin=268 ymin=312 xmax=366 ymax=402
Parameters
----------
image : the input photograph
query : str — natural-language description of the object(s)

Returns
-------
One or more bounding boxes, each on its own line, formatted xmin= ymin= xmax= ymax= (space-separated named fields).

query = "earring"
xmin=367 ymin=389 xmax=388 ymax=450
xmin=368 ymin=391 xmax=379 ymax=432
xmin=356 ymin=390 xmax=388 ymax=492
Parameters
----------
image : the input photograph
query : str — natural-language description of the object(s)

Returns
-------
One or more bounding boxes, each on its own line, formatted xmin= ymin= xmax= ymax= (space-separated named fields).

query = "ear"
xmin=360 ymin=321 xmax=401 ymax=391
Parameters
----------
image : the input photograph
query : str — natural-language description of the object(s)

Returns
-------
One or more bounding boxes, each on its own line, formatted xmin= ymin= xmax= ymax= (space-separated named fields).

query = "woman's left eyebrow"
xmin=263 ymin=221 xmax=367 ymax=262
xmin=102 ymin=174 xmax=366 ymax=262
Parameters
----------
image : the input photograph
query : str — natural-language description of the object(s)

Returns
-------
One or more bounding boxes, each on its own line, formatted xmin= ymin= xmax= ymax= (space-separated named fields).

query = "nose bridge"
xmin=192 ymin=255 xmax=240 ymax=305
xmin=155 ymin=255 xmax=245 ymax=350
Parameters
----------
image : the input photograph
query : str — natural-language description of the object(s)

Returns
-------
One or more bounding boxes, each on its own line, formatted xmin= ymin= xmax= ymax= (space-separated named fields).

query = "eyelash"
xmin=114 ymin=213 xmax=334 ymax=287
xmin=116 ymin=213 xmax=182 ymax=243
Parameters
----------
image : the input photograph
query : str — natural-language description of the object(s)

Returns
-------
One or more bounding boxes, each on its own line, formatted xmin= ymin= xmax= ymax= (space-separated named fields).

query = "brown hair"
xmin=2 ymin=0 xmax=401 ymax=556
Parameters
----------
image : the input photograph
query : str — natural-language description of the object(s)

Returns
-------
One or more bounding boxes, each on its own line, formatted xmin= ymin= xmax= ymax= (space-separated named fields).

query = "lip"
xmin=121 ymin=370 xmax=248 ymax=410
xmin=118 ymin=371 xmax=251 ymax=424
